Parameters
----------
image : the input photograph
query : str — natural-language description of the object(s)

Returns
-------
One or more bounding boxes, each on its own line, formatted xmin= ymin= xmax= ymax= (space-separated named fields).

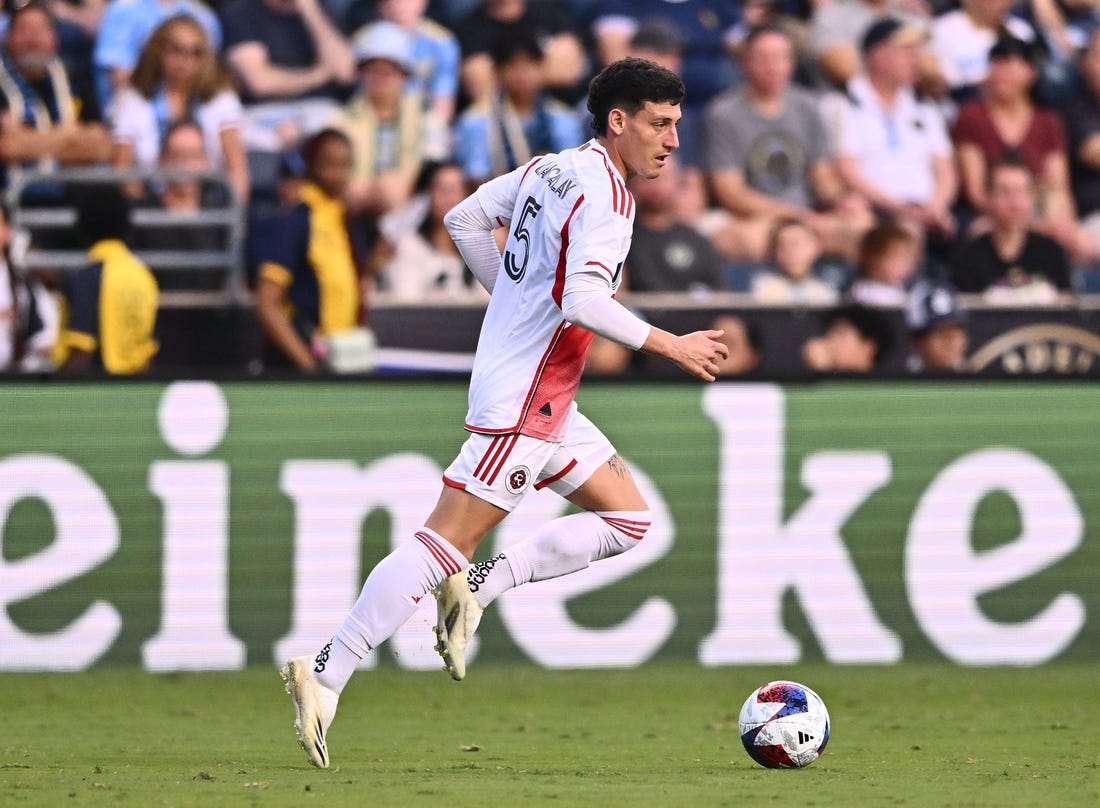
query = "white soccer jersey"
xmin=465 ymin=139 xmax=635 ymax=442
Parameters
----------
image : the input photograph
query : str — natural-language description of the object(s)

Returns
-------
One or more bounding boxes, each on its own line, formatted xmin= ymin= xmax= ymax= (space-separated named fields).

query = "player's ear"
xmin=608 ymin=107 xmax=626 ymax=135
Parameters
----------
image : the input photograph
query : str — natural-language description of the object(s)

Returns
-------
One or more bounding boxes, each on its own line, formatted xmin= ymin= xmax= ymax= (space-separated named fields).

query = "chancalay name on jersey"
xmin=533 ymin=160 xmax=577 ymax=200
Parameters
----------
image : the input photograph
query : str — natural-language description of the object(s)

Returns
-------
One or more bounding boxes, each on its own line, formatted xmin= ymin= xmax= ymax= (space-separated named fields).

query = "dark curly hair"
xmin=586 ymin=57 xmax=685 ymax=137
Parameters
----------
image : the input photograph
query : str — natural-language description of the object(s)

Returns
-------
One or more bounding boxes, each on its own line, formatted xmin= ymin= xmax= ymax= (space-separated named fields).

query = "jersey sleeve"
xmin=562 ymin=195 xmax=630 ymax=291
xmin=472 ymin=160 xmax=527 ymax=229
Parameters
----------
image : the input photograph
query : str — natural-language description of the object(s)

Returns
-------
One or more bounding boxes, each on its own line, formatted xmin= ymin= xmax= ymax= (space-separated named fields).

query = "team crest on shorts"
xmin=505 ymin=465 xmax=531 ymax=494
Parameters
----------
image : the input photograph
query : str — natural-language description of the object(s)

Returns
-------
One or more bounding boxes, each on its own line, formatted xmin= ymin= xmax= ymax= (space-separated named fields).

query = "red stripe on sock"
xmin=601 ymin=516 xmax=650 ymax=540
xmin=415 ymin=531 xmax=462 ymax=576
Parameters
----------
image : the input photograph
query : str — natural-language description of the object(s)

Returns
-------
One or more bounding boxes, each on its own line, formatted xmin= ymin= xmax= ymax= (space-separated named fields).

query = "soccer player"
xmin=281 ymin=56 xmax=729 ymax=769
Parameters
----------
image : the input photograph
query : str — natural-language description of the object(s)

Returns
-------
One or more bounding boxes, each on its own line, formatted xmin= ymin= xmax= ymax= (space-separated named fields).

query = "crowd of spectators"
xmin=2 ymin=0 xmax=1100 ymax=375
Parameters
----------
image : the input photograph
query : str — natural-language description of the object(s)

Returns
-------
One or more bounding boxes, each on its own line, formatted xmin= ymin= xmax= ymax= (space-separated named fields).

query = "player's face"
xmin=617 ymin=101 xmax=681 ymax=181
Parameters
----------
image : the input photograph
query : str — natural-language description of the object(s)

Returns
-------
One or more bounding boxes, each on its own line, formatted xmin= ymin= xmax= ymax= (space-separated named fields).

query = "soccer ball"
xmin=738 ymin=680 xmax=830 ymax=769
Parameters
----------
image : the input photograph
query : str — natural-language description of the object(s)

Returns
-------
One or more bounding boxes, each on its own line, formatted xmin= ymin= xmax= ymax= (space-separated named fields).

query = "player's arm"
xmin=443 ymin=165 xmax=526 ymax=293
xmin=443 ymin=192 xmax=502 ymax=293
xmin=561 ymin=273 xmax=728 ymax=382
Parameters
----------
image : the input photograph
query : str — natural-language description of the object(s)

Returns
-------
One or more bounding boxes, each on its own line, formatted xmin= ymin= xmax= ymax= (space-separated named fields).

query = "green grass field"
xmin=3 ymin=662 xmax=1098 ymax=807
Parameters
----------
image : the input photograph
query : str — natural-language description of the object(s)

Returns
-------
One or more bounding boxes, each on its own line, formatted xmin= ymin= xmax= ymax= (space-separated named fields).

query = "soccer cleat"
xmin=432 ymin=571 xmax=483 ymax=681
xmin=280 ymin=655 xmax=339 ymax=768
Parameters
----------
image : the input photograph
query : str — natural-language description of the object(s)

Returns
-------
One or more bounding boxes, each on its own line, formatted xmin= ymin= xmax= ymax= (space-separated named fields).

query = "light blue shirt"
xmin=93 ymin=0 xmax=222 ymax=107
xmin=454 ymin=97 xmax=585 ymax=181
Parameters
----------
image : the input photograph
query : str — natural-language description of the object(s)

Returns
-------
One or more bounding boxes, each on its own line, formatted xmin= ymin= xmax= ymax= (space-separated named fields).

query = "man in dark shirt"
xmin=454 ymin=0 xmax=585 ymax=104
xmin=0 ymin=1 xmax=109 ymax=187
xmin=220 ymin=0 xmax=354 ymax=105
xmin=951 ymin=159 xmax=1072 ymax=301
xmin=625 ymin=156 xmax=723 ymax=293
xmin=1066 ymin=29 xmax=1100 ymax=261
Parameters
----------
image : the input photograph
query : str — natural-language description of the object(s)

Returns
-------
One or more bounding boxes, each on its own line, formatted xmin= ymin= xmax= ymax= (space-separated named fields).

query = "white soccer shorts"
xmin=442 ymin=410 xmax=615 ymax=512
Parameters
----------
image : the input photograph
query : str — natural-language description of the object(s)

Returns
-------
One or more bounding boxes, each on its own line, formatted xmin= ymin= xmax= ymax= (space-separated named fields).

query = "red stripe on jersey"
xmin=551 ymin=194 xmax=586 ymax=309
xmin=485 ymin=433 xmax=521 ymax=486
xmin=519 ymin=323 xmax=593 ymax=440
xmin=584 ymin=260 xmax=613 ymax=277
xmin=442 ymin=475 xmax=467 ymax=490
xmin=513 ymin=321 xmax=567 ymax=431
xmin=589 ymin=144 xmax=629 ymax=216
xmin=415 ymin=532 xmax=461 ymax=576
xmin=601 ymin=516 xmax=650 ymax=540
xmin=495 ymin=216 xmax=504 ymax=228
xmin=473 ymin=435 xmax=504 ymax=479
xmin=624 ymin=189 xmax=634 ymax=218
xmin=534 ymin=458 xmax=577 ymax=490
xmin=520 ymin=156 xmax=544 ymax=184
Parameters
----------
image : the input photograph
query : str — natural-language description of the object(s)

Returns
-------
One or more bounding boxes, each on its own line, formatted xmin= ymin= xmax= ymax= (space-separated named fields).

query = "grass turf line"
xmin=2 ymin=662 xmax=1097 ymax=807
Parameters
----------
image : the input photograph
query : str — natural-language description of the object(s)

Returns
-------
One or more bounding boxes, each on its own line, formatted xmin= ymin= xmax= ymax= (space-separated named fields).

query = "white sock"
xmin=319 ymin=527 xmax=467 ymax=694
xmin=466 ymin=509 xmax=649 ymax=608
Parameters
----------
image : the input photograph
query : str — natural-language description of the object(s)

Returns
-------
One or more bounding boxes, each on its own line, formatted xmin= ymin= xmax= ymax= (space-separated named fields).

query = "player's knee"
xmin=600 ymin=509 xmax=651 ymax=555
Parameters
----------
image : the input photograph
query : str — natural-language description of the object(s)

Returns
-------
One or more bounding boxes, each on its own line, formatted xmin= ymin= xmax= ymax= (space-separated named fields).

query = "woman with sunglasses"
xmin=108 ymin=15 xmax=250 ymax=202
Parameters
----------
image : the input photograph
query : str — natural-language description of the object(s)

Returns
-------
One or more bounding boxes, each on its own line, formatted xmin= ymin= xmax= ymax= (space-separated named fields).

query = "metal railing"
xmin=5 ymin=166 xmax=247 ymax=306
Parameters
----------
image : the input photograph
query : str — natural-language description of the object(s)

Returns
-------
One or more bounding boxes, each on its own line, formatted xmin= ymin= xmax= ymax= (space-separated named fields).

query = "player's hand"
xmin=673 ymin=329 xmax=729 ymax=382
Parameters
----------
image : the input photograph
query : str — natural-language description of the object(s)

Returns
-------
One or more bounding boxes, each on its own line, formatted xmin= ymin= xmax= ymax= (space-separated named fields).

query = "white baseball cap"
xmin=353 ymin=21 xmax=413 ymax=73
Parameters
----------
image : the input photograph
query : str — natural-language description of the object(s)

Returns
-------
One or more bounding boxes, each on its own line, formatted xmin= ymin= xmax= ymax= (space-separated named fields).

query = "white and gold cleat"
xmin=433 ymin=572 xmax=484 ymax=681
xmin=280 ymin=655 xmax=339 ymax=768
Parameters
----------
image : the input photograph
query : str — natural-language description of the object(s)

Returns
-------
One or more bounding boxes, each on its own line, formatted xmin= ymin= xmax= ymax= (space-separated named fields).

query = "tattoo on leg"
xmin=607 ymin=454 xmax=627 ymax=479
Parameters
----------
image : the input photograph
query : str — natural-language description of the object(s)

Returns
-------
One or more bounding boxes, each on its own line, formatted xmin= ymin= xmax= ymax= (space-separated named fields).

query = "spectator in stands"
xmin=61 ymin=185 xmax=159 ymax=374
xmin=220 ymin=0 xmax=354 ymax=152
xmin=807 ymin=0 xmax=929 ymax=90
xmin=336 ymin=21 xmax=425 ymax=216
xmin=453 ymin=32 xmax=584 ymax=184
xmin=704 ymin=24 xmax=872 ymax=263
xmin=93 ymin=0 xmax=221 ymax=109
xmin=801 ymin=302 xmax=894 ymax=372
xmin=623 ymin=155 xmax=724 ymax=294
xmin=584 ymin=333 xmax=636 ymax=375
xmin=375 ymin=160 xmax=487 ymax=302
xmin=47 ymin=0 xmax=106 ymax=78
xmin=0 ymin=1 xmax=110 ymax=187
xmin=351 ymin=0 xmax=460 ymax=158
xmin=835 ymin=18 xmax=957 ymax=241
xmin=847 ymin=221 xmax=920 ymax=307
xmin=925 ymin=0 xmax=1036 ymax=104
xmin=750 ymin=217 xmax=839 ymax=305
xmin=245 ymin=147 xmax=306 ymax=285
xmin=132 ymin=120 xmax=230 ymax=289
xmin=454 ymin=0 xmax=586 ymax=106
xmin=0 ymin=201 xmax=59 ymax=372
xmin=711 ymin=313 xmax=762 ymax=376
xmin=951 ymin=158 xmax=1073 ymax=302
xmin=590 ymin=0 xmax=741 ymax=110
xmin=254 ymin=128 xmax=370 ymax=372
xmin=905 ymin=279 xmax=969 ymax=372
xmin=951 ymin=34 xmax=1087 ymax=261
xmin=1067 ymin=29 xmax=1100 ymax=261
xmin=109 ymin=16 xmax=250 ymax=202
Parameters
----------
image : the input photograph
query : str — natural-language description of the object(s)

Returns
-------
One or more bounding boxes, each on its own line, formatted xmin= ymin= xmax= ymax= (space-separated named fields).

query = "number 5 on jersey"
xmin=504 ymin=196 xmax=543 ymax=282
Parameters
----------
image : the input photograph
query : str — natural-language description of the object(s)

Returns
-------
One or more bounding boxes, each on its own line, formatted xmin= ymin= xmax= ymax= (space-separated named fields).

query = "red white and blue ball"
xmin=738 ymin=680 xmax=830 ymax=768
